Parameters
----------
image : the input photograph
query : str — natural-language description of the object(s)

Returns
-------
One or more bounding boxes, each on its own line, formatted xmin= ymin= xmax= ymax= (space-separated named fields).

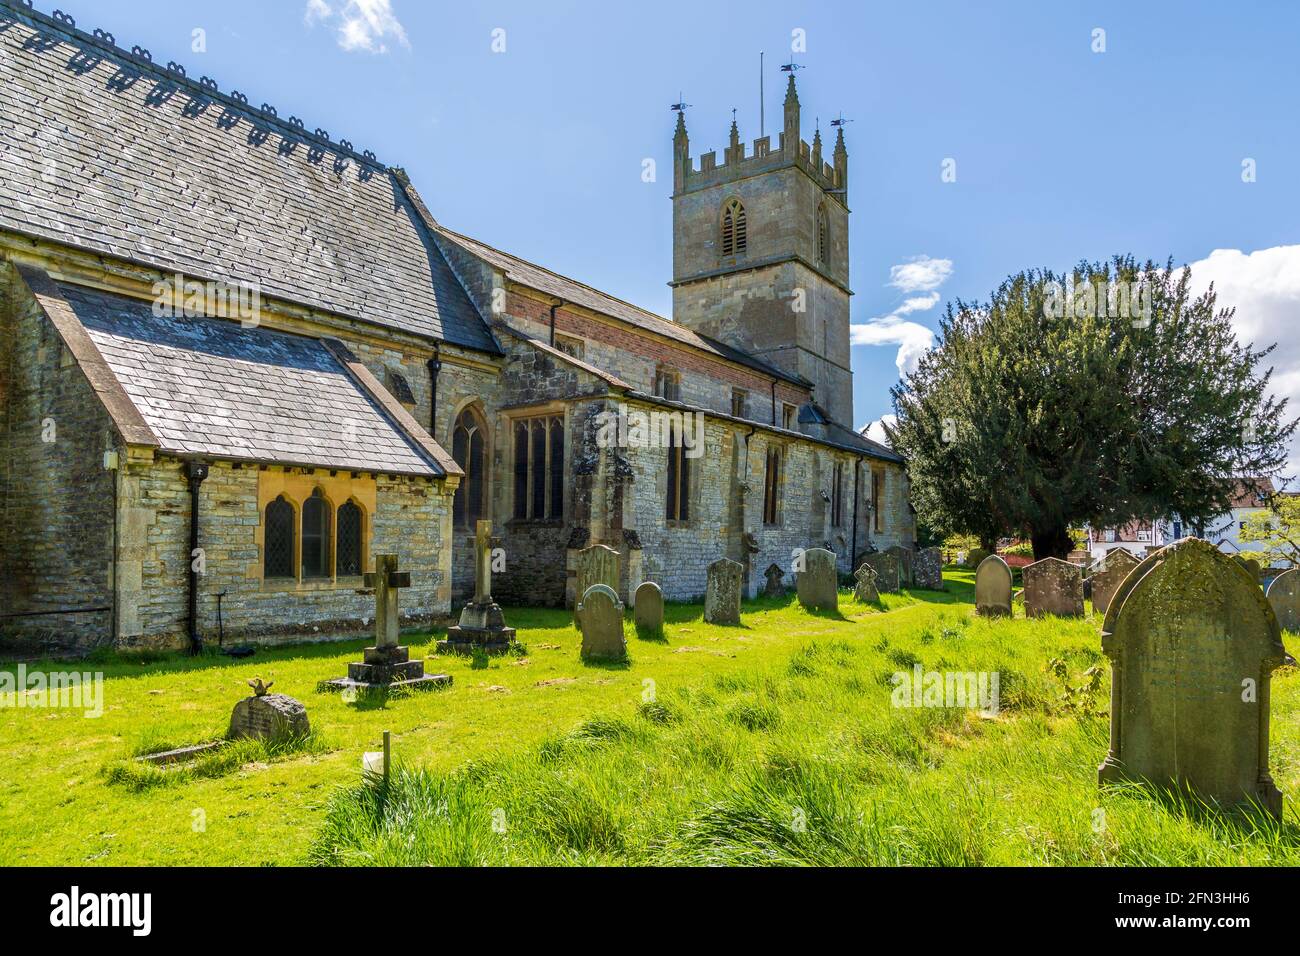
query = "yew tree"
xmin=888 ymin=256 xmax=1295 ymax=560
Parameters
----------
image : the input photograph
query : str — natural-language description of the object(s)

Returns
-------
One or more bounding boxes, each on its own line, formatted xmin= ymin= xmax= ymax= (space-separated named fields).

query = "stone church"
xmin=0 ymin=2 xmax=913 ymax=652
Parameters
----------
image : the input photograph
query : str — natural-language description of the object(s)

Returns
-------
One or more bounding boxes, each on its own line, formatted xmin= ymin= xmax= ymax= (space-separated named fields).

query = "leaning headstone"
xmin=704 ymin=558 xmax=744 ymax=625
xmin=577 ymin=584 xmax=627 ymax=661
xmin=853 ymin=563 xmax=880 ymax=604
xmin=974 ymin=554 xmax=1013 ymax=617
xmin=1090 ymin=548 xmax=1140 ymax=616
xmin=1266 ymin=568 xmax=1300 ymax=633
xmin=229 ymin=686 xmax=310 ymax=743
xmin=885 ymin=545 xmax=915 ymax=587
xmin=574 ymin=544 xmax=620 ymax=616
xmin=1021 ymin=557 xmax=1084 ymax=618
xmin=633 ymin=581 xmax=664 ymax=639
xmin=797 ymin=548 xmax=839 ymax=612
xmin=1098 ymin=538 xmax=1285 ymax=818
xmin=861 ymin=552 xmax=900 ymax=593
xmin=763 ymin=563 xmax=786 ymax=597
xmin=913 ymin=547 xmax=944 ymax=591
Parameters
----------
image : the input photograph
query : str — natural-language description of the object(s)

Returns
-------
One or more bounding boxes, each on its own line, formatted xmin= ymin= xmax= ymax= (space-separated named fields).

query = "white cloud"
xmin=889 ymin=256 xmax=953 ymax=294
xmin=1176 ymin=245 xmax=1300 ymax=479
xmin=851 ymin=256 xmax=951 ymax=377
xmin=303 ymin=0 xmax=409 ymax=54
xmin=862 ymin=414 xmax=897 ymax=447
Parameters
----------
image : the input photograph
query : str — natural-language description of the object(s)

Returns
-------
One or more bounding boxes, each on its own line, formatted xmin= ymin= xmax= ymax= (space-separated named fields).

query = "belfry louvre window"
xmin=831 ymin=461 xmax=845 ymax=527
xmin=264 ymin=495 xmax=295 ymax=578
xmin=337 ymin=500 xmax=363 ymax=576
xmin=452 ymin=408 xmax=487 ymax=528
xmin=666 ymin=424 xmax=691 ymax=523
xmin=763 ymin=446 xmax=783 ymax=526
xmin=302 ymin=488 xmax=331 ymax=578
xmin=721 ymin=198 xmax=747 ymax=256
xmin=513 ymin=414 xmax=565 ymax=520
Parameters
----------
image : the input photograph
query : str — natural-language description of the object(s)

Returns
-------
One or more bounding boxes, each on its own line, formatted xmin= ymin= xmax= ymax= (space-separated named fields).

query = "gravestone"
xmin=1098 ymin=538 xmax=1285 ymax=818
xmin=913 ymin=547 xmax=944 ymax=591
xmin=577 ymin=584 xmax=627 ymax=660
xmin=704 ymin=558 xmax=743 ymax=625
xmin=1021 ymin=557 xmax=1084 ymax=618
xmin=1236 ymin=555 xmax=1263 ymax=583
xmin=574 ymin=544 xmax=620 ymax=615
xmin=1067 ymin=549 xmax=1093 ymax=570
xmin=763 ymin=563 xmax=786 ymax=597
xmin=1090 ymin=548 xmax=1140 ymax=616
xmin=440 ymin=520 xmax=517 ymax=654
xmin=320 ymin=553 xmax=451 ymax=693
xmin=853 ymin=563 xmax=880 ymax=604
xmin=633 ymin=581 xmax=664 ymax=639
xmin=228 ymin=692 xmax=310 ymax=743
xmin=797 ymin=548 xmax=839 ymax=612
xmin=974 ymin=554 xmax=1013 ymax=617
xmin=1265 ymin=568 xmax=1300 ymax=633
xmin=885 ymin=545 xmax=915 ymax=587
xmin=861 ymin=552 xmax=900 ymax=593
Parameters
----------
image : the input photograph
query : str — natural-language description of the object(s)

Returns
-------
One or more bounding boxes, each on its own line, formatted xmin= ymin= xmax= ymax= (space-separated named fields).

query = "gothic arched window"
xmin=817 ymin=204 xmax=829 ymax=263
xmin=721 ymin=198 xmax=747 ymax=256
xmin=302 ymin=488 xmax=332 ymax=579
xmin=337 ymin=499 xmax=364 ymax=577
xmin=453 ymin=407 xmax=487 ymax=528
xmin=264 ymin=495 xmax=295 ymax=579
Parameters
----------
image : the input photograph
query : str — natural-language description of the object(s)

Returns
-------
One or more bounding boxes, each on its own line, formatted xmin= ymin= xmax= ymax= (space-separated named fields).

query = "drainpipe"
xmin=549 ymin=298 xmax=564 ymax=348
xmin=185 ymin=460 xmax=209 ymax=655
xmin=770 ymin=379 xmax=777 ymax=425
xmin=851 ymin=458 xmax=860 ymax=569
xmin=426 ymin=349 xmax=442 ymax=437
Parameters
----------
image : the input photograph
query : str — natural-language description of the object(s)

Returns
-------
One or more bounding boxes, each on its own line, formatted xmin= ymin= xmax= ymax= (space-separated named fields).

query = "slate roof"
xmin=58 ymin=283 xmax=442 ymax=476
xmin=434 ymin=226 xmax=814 ymax=389
xmin=0 ymin=4 xmax=496 ymax=353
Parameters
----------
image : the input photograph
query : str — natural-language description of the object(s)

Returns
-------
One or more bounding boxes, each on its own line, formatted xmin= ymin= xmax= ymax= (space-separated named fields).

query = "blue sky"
xmin=64 ymin=0 xmax=1300 ymax=439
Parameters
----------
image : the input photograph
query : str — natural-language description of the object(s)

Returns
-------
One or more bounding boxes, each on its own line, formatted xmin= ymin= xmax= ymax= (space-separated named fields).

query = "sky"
xmin=54 ymin=0 xmax=1300 ymax=466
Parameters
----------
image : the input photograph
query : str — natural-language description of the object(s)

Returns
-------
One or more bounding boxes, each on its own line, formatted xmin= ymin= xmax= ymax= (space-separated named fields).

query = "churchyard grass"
xmin=3 ymin=571 xmax=1298 ymax=865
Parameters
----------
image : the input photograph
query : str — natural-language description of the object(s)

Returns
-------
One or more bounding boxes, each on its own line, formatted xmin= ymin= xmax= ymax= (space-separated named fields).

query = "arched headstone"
xmin=797 ymin=547 xmax=838 ymax=611
xmin=577 ymin=584 xmax=627 ymax=660
xmin=1022 ymin=557 xmax=1084 ymax=618
xmin=633 ymin=581 xmax=664 ymax=639
xmin=1090 ymin=548 xmax=1140 ymax=615
xmin=1098 ymin=538 xmax=1285 ymax=818
xmin=974 ymin=554 xmax=1012 ymax=617
xmin=1265 ymin=568 xmax=1300 ymax=633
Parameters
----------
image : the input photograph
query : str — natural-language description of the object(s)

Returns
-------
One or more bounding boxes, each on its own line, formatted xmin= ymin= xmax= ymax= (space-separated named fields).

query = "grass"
xmin=3 ymin=571 xmax=1299 ymax=866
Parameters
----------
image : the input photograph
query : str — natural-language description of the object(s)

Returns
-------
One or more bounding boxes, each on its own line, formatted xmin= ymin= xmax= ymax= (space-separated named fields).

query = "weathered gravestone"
xmin=1235 ymin=555 xmax=1263 ymax=583
xmin=229 ymin=679 xmax=310 ymax=743
xmin=705 ymin=557 xmax=744 ymax=625
xmin=763 ymin=563 xmax=786 ymax=597
xmin=861 ymin=551 xmax=900 ymax=593
xmin=1067 ymin=549 xmax=1093 ymax=571
xmin=577 ymin=584 xmax=627 ymax=660
xmin=320 ymin=554 xmax=451 ymax=692
xmin=633 ymin=581 xmax=664 ymax=639
xmin=1098 ymin=538 xmax=1285 ymax=818
xmin=1265 ymin=568 xmax=1300 ymax=634
xmin=796 ymin=547 xmax=839 ymax=611
xmin=1090 ymin=548 xmax=1140 ymax=616
xmin=853 ymin=563 xmax=880 ymax=604
xmin=913 ymin=547 xmax=944 ymax=591
xmin=885 ymin=545 xmax=914 ymax=587
xmin=573 ymin=544 xmax=620 ymax=616
xmin=440 ymin=520 xmax=516 ymax=653
xmin=974 ymin=554 xmax=1013 ymax=617
xmin=1021 ymin=557 xmax=1084 ymax=618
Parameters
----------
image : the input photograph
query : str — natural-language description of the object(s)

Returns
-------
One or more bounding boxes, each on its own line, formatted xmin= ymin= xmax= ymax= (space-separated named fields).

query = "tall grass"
xmin=311 ymin=612 xmax=1300 ymax=866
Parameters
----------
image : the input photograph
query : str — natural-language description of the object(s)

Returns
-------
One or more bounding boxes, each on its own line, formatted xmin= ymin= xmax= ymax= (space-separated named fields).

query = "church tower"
xmin=671 ymin=74 xmax=853 ymax=427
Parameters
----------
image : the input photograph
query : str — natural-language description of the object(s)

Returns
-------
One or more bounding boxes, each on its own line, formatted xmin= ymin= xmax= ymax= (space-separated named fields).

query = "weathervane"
xmin=831 ymin=112 xmax=853 ymax=128
xmin=780 ymin=60 xmax=805 ymax=74
xmin=670 ymin=92 xmax=692 ymax=114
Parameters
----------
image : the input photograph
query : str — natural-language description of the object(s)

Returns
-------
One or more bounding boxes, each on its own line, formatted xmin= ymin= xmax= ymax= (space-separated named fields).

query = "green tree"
xmin=889 ymin=256 xmax=1295 ymax=560
xmin=1239 ymin=495 xmax=1300 ymax=568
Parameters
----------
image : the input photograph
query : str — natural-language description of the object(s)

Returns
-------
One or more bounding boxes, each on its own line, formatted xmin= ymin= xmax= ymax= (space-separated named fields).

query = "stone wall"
xmin=114 ymin=457 xmax=454 ymax=650
xmin=0 ymin=262 xmax=117 ymax=650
